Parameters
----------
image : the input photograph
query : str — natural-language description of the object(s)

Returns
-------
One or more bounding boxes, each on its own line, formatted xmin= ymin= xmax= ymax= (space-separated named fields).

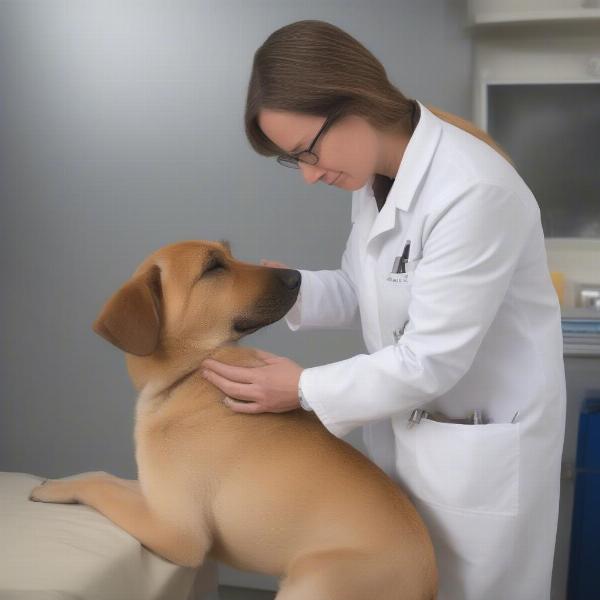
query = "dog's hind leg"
xmin=30 ymin=472 xmax=211 ymax=568
xmin=276 ymin=548 xmax=435 ymax=600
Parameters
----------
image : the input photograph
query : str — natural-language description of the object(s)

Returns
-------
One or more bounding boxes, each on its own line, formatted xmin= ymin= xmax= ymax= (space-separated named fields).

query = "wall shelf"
xmin=470 ymin=9 xmax=600 ymax=27
xmin=564 ymin=343 xmax=600 ymax=357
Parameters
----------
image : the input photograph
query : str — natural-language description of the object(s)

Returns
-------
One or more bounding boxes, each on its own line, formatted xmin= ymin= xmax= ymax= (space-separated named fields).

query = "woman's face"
xmin=258 ymin=109 xmax=380 ymax=191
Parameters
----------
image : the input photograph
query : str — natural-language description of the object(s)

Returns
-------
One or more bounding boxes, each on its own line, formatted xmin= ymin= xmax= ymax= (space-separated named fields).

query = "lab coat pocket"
xmin=379 ymin=258 xmax=421 ymax=345
xmin=415 ymin=419 xmax=520 ymax=516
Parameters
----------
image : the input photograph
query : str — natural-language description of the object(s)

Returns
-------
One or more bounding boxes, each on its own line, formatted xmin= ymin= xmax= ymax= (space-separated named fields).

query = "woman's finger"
xmin=252 ymin=348 xmax=281 ymax=362
xmin=201 ymin=359 xmax=256 ymax=383
xmin=261 ymin=259 xmax=290 ymax=269
xmin=254 ymin=348 xmax=284 ymax=365
xmin=202 ymin=370 xmax=260 ymax=402
xmin=223 ymin=397 xmax=264 ymax=414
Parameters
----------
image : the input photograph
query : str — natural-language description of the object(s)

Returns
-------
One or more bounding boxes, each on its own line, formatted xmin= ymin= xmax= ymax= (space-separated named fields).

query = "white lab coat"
xmin=284 ymin=101 xmax=566 ymax=600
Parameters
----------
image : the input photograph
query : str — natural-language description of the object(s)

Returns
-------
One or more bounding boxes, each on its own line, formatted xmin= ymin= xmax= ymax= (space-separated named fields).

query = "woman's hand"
xmin=200 ymin=349 xmax=303 ymax=414
xmin=260 ymin=259 xmax=291 ymax=269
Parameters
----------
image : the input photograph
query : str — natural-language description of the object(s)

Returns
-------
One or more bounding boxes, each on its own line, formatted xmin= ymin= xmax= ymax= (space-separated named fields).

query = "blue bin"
xmin=567 ymin=397 xmax=600 ymax=600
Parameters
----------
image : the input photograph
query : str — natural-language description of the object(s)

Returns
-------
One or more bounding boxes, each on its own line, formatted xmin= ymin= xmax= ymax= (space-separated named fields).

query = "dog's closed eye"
xmin=202 ymin=259 xmax=226 ymax=277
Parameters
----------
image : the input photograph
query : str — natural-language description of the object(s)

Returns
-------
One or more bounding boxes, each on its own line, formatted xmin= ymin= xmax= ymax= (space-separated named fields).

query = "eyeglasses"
xmin=276 ymin=110 xmax=343 ymax=169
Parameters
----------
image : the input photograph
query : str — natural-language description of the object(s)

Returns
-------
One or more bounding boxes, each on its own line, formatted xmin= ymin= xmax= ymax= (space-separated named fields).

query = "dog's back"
xmin=133 ymin=344 xmax=437 ymax=598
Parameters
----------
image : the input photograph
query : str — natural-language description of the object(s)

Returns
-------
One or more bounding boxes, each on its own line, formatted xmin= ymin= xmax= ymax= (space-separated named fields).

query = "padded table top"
xmin=0 ymin=472 xmax=218 ymax=600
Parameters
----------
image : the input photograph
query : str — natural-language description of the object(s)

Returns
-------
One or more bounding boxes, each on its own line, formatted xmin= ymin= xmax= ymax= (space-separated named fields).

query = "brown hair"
xmin=244 ymin=20 xmax=512 ymax=164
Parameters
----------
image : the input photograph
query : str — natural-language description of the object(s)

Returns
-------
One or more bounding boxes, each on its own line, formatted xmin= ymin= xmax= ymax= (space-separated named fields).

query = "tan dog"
xmin=30 ymin=240 xmax=438 ymax=600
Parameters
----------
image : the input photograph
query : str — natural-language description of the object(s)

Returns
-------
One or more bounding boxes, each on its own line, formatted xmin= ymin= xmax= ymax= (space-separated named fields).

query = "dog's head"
xmin=92 ymin=240 xmax=301 ymax=358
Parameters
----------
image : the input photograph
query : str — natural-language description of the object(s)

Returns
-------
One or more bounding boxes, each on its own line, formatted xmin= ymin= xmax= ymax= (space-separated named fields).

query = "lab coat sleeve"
xmin=283 ymin=226 xmax=361 ymax=331
xmin=299 ymin=183 xmax=536 ymax=438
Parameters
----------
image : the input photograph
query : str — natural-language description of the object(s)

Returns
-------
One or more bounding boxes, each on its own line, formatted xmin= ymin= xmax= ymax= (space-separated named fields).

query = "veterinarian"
xmin=200 ymin=20 xmax=566 ymax=600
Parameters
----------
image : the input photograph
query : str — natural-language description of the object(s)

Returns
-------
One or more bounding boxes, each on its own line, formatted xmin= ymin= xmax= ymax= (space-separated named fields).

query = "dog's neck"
xmin=157 ymin=365 xmax=202 ymax=398
xmin=125 ymin=341 xmax=263 ymax=406
xmin=128 ymin=342 xmax=283 ymax=440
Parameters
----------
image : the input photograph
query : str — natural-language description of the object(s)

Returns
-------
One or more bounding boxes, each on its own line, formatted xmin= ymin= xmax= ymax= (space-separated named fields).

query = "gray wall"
xmin=0 ymin=0 xmax=472 ymax=590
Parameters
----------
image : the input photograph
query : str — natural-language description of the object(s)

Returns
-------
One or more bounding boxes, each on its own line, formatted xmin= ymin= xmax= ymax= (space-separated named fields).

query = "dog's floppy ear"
xmin=92 ymin=265 xmax=163 ymax=356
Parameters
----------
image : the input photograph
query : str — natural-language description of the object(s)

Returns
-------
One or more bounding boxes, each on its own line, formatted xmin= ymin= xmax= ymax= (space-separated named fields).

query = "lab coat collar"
xmin=351 ymin=101 xmax=442 ymax=231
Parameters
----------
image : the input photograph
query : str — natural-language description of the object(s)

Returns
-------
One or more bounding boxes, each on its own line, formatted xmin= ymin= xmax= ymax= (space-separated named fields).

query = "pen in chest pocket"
xmin=392 ymin=240 xmax=411 ymax=274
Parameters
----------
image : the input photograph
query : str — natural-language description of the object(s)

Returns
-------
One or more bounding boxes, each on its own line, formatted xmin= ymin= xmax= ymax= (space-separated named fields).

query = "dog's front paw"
xmin=29 ymin=479 xmax=79 ymax=504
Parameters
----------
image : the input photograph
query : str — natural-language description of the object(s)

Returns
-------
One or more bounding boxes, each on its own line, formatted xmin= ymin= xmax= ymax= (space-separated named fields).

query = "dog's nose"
xmin=274 ymin=269 xmax=302 ymax=291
